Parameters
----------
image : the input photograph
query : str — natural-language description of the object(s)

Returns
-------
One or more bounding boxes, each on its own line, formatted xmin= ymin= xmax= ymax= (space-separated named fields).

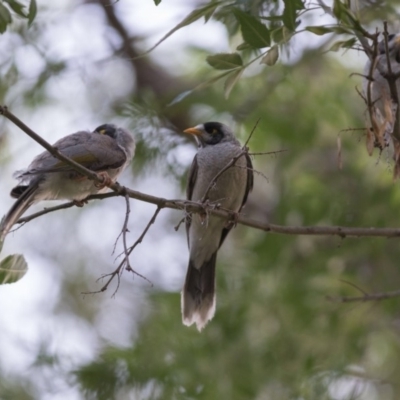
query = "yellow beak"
xmin=183 ymin=127 xmax=203 ymax=136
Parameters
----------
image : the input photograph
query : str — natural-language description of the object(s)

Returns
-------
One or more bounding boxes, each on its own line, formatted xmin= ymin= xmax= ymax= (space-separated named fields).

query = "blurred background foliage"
xmin=1 ymin=0 xmax=400 ymax=399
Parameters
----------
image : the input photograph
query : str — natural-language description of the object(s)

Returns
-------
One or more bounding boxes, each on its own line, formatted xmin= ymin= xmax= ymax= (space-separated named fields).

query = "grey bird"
xmin=363 ymin=33 xmax=400 ymax=148
xmin=0 ymin=124 xmax=135 ymax=243
xmin=182 ymin=122 xmax=253 ymax=331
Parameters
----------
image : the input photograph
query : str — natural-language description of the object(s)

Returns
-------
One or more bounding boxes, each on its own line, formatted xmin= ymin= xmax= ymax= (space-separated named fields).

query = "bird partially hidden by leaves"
xmin=363 ymin=33 xmax=400 ymax=154
xmin=182 ymin=122 xmax=253 ymax=331
xmin=0 ymin=124 xmax=135 ymax=244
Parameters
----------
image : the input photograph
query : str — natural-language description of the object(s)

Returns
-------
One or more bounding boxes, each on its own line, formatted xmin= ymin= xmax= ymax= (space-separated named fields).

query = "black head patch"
xmin=202 ymin=122 xmax=225 ymax=145
xmin=94 ymin=124 xmax=117 ymax=139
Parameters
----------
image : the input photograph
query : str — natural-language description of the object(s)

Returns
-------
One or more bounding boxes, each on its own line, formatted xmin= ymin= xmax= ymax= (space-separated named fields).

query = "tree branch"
xmin=4 ymin=105 xmax=400 ymax=240
xmin=14 ymin=189 xmax=400 ymax=239
xmin=83 ymin=206 xmax=160 ymax=294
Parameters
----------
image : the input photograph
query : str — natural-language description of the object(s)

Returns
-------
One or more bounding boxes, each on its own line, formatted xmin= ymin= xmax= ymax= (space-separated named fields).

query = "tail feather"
xmin=181 ymin=252 xmax=217 ymax=331
xmin=0 ymin=183 xmax=39 ymax=243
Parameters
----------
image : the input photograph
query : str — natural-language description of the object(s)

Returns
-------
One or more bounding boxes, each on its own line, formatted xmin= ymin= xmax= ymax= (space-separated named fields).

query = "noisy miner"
xmin=182 ymin=122 xmax=253 ymax=331
xmin=363 ymin=33 xmax=400 ymax=147
xmin=0 ymin=124 xmax=135 ymax=243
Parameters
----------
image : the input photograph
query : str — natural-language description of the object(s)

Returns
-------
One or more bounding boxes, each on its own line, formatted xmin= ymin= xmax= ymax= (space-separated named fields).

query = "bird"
xmin=0 ymin=124 xmax=135 ymax=244
xmin=363 ymin=32 xmax=400 ymax=150
xmin=182 ymin=122 xmax=253 ymax=331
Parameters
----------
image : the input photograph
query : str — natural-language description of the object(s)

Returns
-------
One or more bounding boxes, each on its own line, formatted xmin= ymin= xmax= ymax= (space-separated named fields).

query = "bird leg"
xmin=73 ymin=199 xmax=88 ymax=207
xmin=95 ymin=171 xmax=113 ymax=189
xmin=225 ymin=210 xmax=240 ymax=228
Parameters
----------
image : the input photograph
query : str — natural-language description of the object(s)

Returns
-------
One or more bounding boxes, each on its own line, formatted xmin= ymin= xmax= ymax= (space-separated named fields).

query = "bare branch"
xmin=83 ymin=206 xmax=161 ymax=295
xmin=15 ymin=187 xmax=400 ymax=239
xmin=249 ymin=149 xmax=288 ymax=157
xmin=339 ymin=279 xmax=368 ymax=296
xmin=121 ymin=194 xmax=132 ymax=270
xmin=327 ymin=288 xmax=400 ymax=303
xmin=243 ymin=118 xmax=260 ymax=148
xmin=2 ymin=105 xmax=400 ymax=241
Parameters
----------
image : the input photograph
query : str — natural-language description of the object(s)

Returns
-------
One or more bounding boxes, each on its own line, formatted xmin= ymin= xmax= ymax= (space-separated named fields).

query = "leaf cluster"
xmin=0 ymin=0 xmax=36 ymax=33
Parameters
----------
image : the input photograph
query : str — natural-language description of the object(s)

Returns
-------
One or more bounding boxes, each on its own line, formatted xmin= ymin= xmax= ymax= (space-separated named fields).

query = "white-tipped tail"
xmin=181 ymin=253 xmax=217 ymax=331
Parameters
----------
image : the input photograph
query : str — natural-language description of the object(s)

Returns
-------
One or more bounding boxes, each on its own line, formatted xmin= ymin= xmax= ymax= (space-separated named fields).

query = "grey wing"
xmin=185 ymin=155 xmax=199 ymax=247
xmin=219 ymin=152 xmax=254 ymax=248
xmin=240 ymin=152 xmax=254 ymax=211
xmin=22 ymin=132 xmax=126 ymax=176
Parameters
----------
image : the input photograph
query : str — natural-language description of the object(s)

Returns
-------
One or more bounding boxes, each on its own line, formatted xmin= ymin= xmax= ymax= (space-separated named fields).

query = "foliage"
xmin=0 ymin=0 xmax=36 ymax=33
xmin=0 ymin=254 xmax=27 ymax=284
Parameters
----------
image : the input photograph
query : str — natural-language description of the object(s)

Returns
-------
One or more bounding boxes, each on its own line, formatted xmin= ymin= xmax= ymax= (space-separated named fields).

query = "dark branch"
xmin=15 ymin=189 xmax=400 ymax=239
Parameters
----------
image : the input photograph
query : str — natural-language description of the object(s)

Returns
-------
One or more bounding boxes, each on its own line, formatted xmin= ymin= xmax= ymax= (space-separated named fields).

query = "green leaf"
xmin=142 ymin=2 xmax=221 ymax=56
xmin=305 ymin=26 xmax=334 ymax=36
xmin=282 ymin=0 xmax=304 ymax=31
xmin=4 ymin=0 xmax=26 ymax=17
xmin=271 ymin=26 xmax=292 ymax=44
xmin=260 ymin=45 xmax=279 ymax=66
xmin=305 ymin=25 xmax=352 ymax=35
xmin=332 ymin=0 xmax=346 ymax=20
xmin=0 ymin=3 xmax=12 ymax=33
xmin=339 ymin=37 xmax=357 ymax=48
xmin=224 ymin=68 xmax=244 ymax=98
xmin=154 ymin=0 xmax=162 ymax=5
xmin=28 ymin=0 xmax=36 ymax=26
xmin=169 ymin=70 xmax=232 ymax=104
xmin=342 ymin=8 xmax=363 ymax=32
xmin=236 ymin=42 xmax=252 ymax=51
xmin=0 ymin=254 xmax=27 ymax=284
xmin=206 ymin=53 xmax=243 ymax=70
xmin=232 ymin=8 xmax=270 ymax=49
xmin=328 ymin=37 xmax=357 ymax=52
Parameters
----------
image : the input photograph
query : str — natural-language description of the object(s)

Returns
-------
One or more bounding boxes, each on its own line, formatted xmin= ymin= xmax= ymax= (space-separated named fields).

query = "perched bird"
xmin=363 ymin=33 xmax=400 ymax=149
xmin=0 ymin=124 xmax=135 ymax=243
xmin=182 ymin=122 xmax=253 ymax=331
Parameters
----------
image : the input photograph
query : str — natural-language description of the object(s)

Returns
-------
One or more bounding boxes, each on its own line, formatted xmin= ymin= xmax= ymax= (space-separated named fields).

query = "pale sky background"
xmin=0 ymin=1 xmax=370 ymax=399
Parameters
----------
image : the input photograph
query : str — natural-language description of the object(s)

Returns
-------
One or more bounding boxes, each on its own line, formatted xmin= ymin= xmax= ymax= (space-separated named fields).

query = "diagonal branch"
xmin=0 ymin=105 xmax=122 ymax=191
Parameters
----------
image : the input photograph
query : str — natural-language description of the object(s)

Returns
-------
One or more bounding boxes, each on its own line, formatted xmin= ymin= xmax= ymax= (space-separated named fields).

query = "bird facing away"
xmin=363 ymin=32 xmax=400 ymax=147
xmin=182 ymin=122 xmax=253 ymax=331
xmin=0 ymin=124 xmax=135 ymax=243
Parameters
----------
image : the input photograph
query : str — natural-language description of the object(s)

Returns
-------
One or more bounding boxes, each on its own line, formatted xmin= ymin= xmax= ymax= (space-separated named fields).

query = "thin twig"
xmin=327 ymin=288 xmax=400 ymax=303
xmin=174 ymin=217 xmax=185 ymax=231
xmin=248 ymin=149 xmax=288 ymax=156
xmin=200 ymin=149 xmax=248 ymax=203
xmin=243 ymin=118 xmax=260 ymax=148
xmin=16 ymin=193 xmax=117 ymax=224
xmin=339 ymin=279 xmax=368 ymax=296
xmin=200 ymin=119 xmax=260 ymax=203
xmin=82 ymin=206 xmax=160 ymax=296
xmin=235 ymin=164 xmax=269 ymax=182
xmin=121 ymin=194 xmax=132 ymax=269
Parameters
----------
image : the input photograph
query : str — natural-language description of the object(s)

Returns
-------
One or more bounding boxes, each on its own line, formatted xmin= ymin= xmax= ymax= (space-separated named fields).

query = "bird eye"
xmin=211 ymin=129 xmax=218 ymax=134
xmin=98 ymin=129 xmax=106 ymax=135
